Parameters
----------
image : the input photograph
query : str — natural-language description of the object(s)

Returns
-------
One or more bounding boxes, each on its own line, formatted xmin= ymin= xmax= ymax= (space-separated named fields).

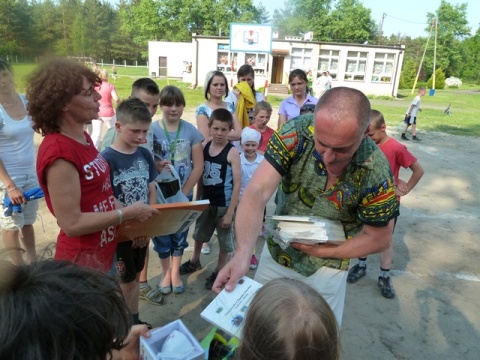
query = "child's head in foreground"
xmin=130 ymin=78 xmax=160 ymax=117
xmin=253 ymin=101 xmax=272 ymax=130
xmin=159 ymin=85 xmax=186 ymax=123
xmin=367 ymin=109 xmax=388 ymax=145
xmin=115 ymin=98 xmax=152 ymax=145
xmin=208 ymin=108 xmax=233 ymax=144
xmin=0 ymin=259 xmax=131 ymax=360
xmin=238 ymin=278 xmax=340 ymax=360
xmin=241 ymin=127 xmax=261 ymax=155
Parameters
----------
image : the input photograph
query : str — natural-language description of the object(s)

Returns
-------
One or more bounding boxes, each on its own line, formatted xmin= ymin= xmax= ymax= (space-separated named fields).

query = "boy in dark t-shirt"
xmin=179 ymin=108 xmax=241 ymax=290
xmin=101 ymin=98 xmax=164 ymax=328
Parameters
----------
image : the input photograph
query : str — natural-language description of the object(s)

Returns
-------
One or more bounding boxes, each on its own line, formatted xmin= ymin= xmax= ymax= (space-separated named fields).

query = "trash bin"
xmin=429 ymin=89 xmax=435 ymax=96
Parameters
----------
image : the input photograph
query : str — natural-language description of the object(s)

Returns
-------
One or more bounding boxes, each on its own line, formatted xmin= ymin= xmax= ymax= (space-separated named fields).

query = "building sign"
xmin=229 ymin=23 xmax=273 ymax=53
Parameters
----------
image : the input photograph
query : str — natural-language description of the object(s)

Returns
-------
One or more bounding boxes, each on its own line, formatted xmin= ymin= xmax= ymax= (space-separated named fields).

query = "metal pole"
xmin=411 ymin=20 xmax=434 ymax=95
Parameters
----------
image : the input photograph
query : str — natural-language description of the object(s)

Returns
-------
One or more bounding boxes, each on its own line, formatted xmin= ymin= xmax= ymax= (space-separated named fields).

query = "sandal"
xmin=139 ymin=284 xmax=165 ymax=305
xmin=179 ymin=260 xmax=202 ymax=275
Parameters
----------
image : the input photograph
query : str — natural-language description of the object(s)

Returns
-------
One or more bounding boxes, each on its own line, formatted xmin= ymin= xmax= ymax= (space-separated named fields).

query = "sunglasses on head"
xmin=300 ymin=105 xmax=315 ymax=113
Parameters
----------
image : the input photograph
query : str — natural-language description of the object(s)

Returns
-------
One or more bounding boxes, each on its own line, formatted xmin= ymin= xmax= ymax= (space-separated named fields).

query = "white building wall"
xmin=148 ymin=36 xmax=405 ymax=97
xmin=148 ymin=41 xmax=192 ymax=79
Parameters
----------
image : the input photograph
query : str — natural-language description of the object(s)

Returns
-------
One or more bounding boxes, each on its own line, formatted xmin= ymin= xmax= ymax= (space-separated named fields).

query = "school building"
xmin=148 ymin=34 xmax=405 ymax=97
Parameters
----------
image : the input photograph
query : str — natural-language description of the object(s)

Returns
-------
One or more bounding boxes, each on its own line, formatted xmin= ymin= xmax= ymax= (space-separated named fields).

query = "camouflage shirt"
xmin=265 ymin=114 xmax=399 ymax=276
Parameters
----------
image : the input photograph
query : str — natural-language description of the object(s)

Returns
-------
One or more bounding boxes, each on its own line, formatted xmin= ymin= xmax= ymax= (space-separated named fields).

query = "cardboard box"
xmin=139 ymin=319 xmax=204 ymax=360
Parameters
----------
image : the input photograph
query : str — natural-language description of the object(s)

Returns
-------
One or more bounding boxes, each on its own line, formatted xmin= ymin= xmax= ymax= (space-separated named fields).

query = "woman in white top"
xmin=195 ymin=70 xmax=242 ymax=144
xmin=0 ymin=59 xmax=39 ymax=264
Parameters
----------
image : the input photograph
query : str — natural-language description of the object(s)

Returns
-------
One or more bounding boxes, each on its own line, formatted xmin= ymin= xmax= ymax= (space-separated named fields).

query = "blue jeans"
xmin=152 ymin=195 xmax=192 ymax=259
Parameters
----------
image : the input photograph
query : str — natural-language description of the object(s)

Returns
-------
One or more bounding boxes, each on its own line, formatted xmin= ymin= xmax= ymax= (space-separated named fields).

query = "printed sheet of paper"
xmin=116 ymin=200 xmax=209 ymax=242
xmin=200 ymin=276 xmax=263 ymax=339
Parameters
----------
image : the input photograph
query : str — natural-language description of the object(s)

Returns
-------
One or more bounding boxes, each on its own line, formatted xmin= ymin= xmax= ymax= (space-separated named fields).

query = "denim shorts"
xmin=0 ymin=173 xmax=39 ymax=231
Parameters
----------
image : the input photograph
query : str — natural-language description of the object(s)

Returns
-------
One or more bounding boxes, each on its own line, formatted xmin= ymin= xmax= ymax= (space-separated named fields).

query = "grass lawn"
xmin=12 ymin=63 xmax=479 ymax=138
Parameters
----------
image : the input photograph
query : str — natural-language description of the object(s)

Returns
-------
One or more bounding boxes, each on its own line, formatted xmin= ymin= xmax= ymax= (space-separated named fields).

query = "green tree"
xmin=424 ymin=1 xmax=470 ymax=78
xmin=427 ymin=67 xmax=446 ymax=89
xmin=399 ymin=57 xmax=417 ymax=89
xmin=325 ymin=0 xmax=376 ymax=43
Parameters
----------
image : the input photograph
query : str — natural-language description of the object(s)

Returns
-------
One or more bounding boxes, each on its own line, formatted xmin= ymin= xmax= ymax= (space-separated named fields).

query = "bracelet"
xmin=116 ymin=209 xmax=123 ymax=225
xmin=7 ymin=187 xmax=17 ymax=193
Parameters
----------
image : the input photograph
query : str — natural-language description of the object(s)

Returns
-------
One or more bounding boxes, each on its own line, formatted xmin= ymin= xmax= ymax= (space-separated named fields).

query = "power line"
xmin=385 ymin=14 xmax=429 ymax=25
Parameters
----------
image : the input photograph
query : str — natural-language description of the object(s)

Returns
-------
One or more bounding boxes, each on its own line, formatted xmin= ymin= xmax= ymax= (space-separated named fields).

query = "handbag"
xmin=156 ymin=164 xmax=189 ymax=204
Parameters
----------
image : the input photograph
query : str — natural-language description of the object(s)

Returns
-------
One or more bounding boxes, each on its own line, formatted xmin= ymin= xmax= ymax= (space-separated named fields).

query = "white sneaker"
xmin=201 ymin=243 xmax=211 ymax=254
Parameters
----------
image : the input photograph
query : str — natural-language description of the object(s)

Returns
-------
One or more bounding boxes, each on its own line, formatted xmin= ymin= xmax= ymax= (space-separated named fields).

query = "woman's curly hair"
xmin=27 ymin=59 xmax=101 ymax=135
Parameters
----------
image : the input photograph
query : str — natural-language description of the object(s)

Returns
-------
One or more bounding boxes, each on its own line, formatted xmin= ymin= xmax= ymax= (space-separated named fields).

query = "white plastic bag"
xmin=156 ymin=164 xmax=189 ymax=204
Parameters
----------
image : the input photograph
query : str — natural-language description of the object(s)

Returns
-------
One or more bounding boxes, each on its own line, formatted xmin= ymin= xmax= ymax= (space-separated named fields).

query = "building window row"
xmin=217 ymin=44 xmax=396 ymax=84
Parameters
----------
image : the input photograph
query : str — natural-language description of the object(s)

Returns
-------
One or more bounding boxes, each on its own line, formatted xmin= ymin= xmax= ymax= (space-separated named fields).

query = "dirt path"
xmin=21 ymin=111 xmax=480 ymax=359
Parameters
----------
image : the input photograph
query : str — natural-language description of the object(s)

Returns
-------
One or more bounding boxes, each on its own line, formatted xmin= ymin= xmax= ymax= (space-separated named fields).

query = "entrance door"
xmin=159 ymin=56 xmax=167 ymax=77
xmin=271 ymin=56 xmax=284 ymax=84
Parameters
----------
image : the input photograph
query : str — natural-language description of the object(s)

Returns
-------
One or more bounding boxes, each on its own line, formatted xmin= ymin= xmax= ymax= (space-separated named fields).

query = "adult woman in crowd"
xmin=195 ymin=70 xmax=241 ymax=144
xmin=0 ymin=59 xmax=39 ymax=265
xmin=277 ymin=69 xmax=318 ymax=128
xmin=89 ymin=69 xmax=120 ymax=149
xmin=27 ymin=59 xmax=156 ymax=272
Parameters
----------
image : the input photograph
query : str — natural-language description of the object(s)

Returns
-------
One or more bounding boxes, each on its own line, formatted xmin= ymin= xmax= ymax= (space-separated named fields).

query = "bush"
xmin=427 ymin=68 xmax=446 ymax=89
xmin=399 ymin=58 xmax=417 ymax=89
xmin=445 ymin=77 xmax=463 ymax=88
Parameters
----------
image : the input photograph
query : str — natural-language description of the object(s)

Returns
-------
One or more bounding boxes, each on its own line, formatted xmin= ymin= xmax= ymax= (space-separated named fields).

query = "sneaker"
xmin=205 ymin=272 xmax=217 ymax=290
xmin=412 ymin=136 xmax=421 ymax=141
xmin=401 ymin=134 xmax=409 ymax=140
xmin=139 ymin=285 xmax=165 ymax=306
xmin=378 ymin=276 xmax=395 ymax=298
xmin=249 ymin=254 xmax=259 ymax=270
xmin=347 ymin=264 xmax=367 ymax=283
xmin=179 ymin=259 xmax=202 ymax=275
xmin=201 ymin=243 xmax=211 ymax=254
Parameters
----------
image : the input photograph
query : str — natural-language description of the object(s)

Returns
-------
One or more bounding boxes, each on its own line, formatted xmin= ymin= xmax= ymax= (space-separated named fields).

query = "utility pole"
xmin=378 ymin=13 xmax=387 ymax=44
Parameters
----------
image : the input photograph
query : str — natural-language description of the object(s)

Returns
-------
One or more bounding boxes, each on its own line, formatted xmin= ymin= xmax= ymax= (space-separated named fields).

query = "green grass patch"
xmin=12 ymin=63 xmax=480 ymax=137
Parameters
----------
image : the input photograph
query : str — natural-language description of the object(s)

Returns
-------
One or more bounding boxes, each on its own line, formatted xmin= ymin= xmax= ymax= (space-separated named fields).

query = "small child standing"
xmin=401 ymin=86 xmax=426 ymax=141
xmin=151 ymin=86 xmax=204 ymax=295
xmin=249 ymin=101 xmax=275 ymax=155
xmin=101 ymin=98 xmax=165 ymax=327
xmin=348 ymin=110 xmax=424 ymax=298
xmin=180 ymin=108 xmax=241 ymax=290
xmin=240 ymin=127 xmax=264 ymax=269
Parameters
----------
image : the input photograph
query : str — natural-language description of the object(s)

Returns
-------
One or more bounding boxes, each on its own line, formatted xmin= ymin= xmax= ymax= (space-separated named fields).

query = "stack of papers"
xmin=272 ymin=215 xmax=345 ymax=247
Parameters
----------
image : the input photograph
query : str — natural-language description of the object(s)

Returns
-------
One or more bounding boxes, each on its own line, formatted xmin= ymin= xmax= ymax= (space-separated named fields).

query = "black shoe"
xmin=347 ymin=264 xmax=367 ymax=283
xmin=401 ymin=134 xmax=409 ymax=140
xmin=378 ymin=276 xmax=395 ymax=299
xmin=412 ymin=136 xmax=421 ymax=141
xmin=179 ymin=260 xmax=202 ymax=275
xmin=205 ymin=272 xmax=218 ymax=290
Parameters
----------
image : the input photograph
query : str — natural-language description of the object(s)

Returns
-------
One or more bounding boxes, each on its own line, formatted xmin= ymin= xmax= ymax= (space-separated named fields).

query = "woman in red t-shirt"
xmin=27 ymin=59 xmax=156 ymax=272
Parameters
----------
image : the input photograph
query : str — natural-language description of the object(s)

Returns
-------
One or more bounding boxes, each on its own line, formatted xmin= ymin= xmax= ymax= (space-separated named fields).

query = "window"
xmin=371 ymin=53 xmax=395 ymax=83
xmin=245 ymin=53 xmax=267 ymax=75
xmin=217 ymin=44 xmax=238 ymax=74
xmin=291 ymin=48 xmax=312 ymax=71
xmin=344 ymin=51 xmax=368 ymax=81
xmin=318 ymin=50 xmax=339 ymax=80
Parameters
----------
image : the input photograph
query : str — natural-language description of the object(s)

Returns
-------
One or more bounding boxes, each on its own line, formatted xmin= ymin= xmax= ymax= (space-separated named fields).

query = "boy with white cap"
xmin=240 ymin=127 xmax=264 ymax=269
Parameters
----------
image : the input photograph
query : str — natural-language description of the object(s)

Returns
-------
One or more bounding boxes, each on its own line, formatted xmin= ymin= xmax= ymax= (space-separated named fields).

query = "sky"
xmin=254 ymin=0 xmax=480 ymax=38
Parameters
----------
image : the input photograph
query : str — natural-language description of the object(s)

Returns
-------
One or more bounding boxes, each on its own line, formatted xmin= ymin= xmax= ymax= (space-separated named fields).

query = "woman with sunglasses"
xmin=277 ymin=69 xmax=318 ymax=128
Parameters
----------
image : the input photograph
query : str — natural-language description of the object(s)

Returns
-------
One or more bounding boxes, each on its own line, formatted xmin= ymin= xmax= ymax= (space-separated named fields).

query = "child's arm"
xmin=221 ymin=148 xmax=241 ymax=228
xmin=227 ymin=112 xmax=242 ymax=141
xmin=181 ymin=142 xmax=204 ymax=196
xmin=147 ymin=181 xmax=156 ymax=206
xmin=397 ymin=161 xmax=424 ymax=196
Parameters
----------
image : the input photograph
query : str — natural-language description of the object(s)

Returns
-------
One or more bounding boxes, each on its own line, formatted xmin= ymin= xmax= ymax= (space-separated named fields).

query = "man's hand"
xmin=212 ymin=250 xmax=250 ymax=293
xmin=290 ymin=242 xmax=336 ymax=258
